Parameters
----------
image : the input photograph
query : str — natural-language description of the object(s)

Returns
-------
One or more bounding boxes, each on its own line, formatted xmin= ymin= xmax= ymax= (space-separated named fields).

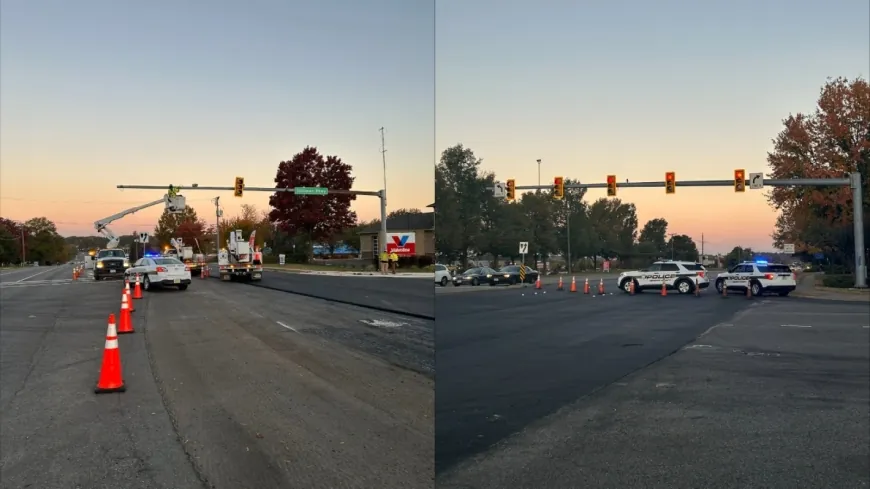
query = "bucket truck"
xmin=218 ymin=229 xmax=263 ymax=282
xmin=90 ymin=197 xmax=165 ymax=274
xmin=165 ymin=238 xmax=206 ymax=276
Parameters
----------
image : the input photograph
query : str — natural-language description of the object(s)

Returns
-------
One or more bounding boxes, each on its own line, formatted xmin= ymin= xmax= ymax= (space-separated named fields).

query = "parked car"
xmin=434 ymin=264 xmax=452 ymax=287
xmin=452 ymin=267 xmax=499 ymax=286
xmin=495 ymin=265 xmax=539 ymax=285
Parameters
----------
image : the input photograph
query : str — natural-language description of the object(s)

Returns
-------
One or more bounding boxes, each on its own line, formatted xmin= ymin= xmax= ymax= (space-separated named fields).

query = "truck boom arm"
xmin=94 ymin=197 xmax=166 ymax=249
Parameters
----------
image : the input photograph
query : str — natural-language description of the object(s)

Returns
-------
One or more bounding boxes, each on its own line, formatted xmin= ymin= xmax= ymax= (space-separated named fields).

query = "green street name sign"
xmin=294 ymin=187 xmax=328 ymax=196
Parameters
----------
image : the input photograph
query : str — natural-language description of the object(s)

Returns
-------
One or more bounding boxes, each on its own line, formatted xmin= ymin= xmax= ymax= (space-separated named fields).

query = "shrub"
xmin=821 ymin=274 xmax=855 ymax=288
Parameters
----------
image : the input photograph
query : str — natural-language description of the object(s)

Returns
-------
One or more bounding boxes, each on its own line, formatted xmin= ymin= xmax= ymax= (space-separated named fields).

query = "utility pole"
xmin=379 ymin=127 xmax=388 ymax=254
xmin=536 ymin=159 xmax=542 ymax=189
xmin=213 ymin=196 xmax=221 ymax=254
xmin=701 ymin=233 xmax=705 ymax=262
xmin=20 ymin=226 xmax=25 ymax=264
xmin=668 ymin=232 xmax=676 ymax=260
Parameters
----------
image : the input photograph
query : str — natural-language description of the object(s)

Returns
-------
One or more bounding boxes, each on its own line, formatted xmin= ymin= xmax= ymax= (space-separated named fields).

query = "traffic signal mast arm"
xmin=116 ymin=185 xmax=382 ymax=197
xmin=507 ymin=177 xmax=852 ymax=191
xmin=93 ymin=197 xmax=167 ymax=249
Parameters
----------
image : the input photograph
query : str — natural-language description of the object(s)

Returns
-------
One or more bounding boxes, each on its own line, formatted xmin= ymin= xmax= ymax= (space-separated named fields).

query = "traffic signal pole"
xmin=493 ymin=172 xmax=866 ymax=288
xmin=117 ymin=184 xmax=390 ymax=256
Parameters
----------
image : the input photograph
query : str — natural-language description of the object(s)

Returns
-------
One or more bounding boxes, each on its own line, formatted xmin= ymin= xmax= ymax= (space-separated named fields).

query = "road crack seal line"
xmin=141 ymin=295 xmax=211 ymax=489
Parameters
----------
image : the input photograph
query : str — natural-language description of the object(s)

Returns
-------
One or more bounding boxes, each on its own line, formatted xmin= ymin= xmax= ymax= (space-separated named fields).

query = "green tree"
xmin=639 ymin=218 xmax=669 ymax=257
xmin=518 ymin=191 xmax=558 ymax=267
xmin=587 ymin=198 xmax=638 ymax=263
xmin=724 ymin=246 xmax=754 ymax=267
xmin=153 ymin=206 xmax=207 ymax=248
xmin=666 ymin=234 xmax=699 ymax=261
xmin=435 ymin=144 xmax=490 ymax=266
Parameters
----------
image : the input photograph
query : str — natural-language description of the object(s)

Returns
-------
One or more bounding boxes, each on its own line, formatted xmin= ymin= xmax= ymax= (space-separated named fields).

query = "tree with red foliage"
xmin=268 ymin=146 xmax=357 ymax=245
xmin=766 ymin=77 xmax=869 ymax=264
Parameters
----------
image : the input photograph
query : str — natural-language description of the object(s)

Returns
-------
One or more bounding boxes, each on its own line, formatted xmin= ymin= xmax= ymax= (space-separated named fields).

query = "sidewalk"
xmin=792 ymin=272 xmax=869 ymax=302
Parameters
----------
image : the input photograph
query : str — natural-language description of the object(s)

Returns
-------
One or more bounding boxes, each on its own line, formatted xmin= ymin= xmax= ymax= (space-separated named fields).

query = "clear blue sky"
xmin=1 ymin=0 xmax=434 ymax=236
xmin=436 ymin=0 xmax=869 ymax=253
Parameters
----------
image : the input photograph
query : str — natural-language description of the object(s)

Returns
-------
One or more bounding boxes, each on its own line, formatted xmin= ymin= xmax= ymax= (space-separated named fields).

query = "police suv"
xmin=617 ymin=260 xmax=710 ymax=294
xmin=714 ymin=260 xmax=797 ymax=297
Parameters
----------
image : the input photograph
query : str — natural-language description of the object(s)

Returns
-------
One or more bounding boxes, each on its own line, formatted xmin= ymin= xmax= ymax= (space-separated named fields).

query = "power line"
xmin=1 ymin=197 xmax=213 ymax=205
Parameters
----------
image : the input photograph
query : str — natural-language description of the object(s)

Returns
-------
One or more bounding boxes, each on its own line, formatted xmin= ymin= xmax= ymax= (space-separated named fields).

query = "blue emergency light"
xmin=754 ymin=259 xmax=768 ymax=265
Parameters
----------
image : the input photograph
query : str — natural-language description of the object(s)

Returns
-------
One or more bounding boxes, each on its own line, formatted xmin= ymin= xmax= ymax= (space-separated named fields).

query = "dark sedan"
xmin=494 ymin=265 xmax=539 ymax=285
xmin=452 ymin=267 xmax=499 ymax=286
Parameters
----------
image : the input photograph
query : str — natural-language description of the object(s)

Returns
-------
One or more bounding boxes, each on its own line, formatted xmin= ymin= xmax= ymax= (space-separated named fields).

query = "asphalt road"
xmin=208 ymin=264 xmax=434 ymax=319
xmin=2 ymin=264 xmax=434 ymax=489
xmin=437 ymin=289 xmax=870 ymax=488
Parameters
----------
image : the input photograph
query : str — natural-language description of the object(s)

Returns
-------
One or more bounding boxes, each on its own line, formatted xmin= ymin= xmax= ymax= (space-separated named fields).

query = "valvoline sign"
xmin=386 ymin=232 xmax=416 ymax=256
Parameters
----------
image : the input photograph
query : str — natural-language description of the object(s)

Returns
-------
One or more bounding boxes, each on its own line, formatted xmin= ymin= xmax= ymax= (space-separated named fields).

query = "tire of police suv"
xmin=750 ymin=281 xmax=762 ymax=296
xmin=676 ymin=279 xmax=692 ymax=294
xmin=440 ymin=277 xmax=448 ymax=287
xmin=620 ymin=278 xmax=633 ymax=293
xmin=715 ymin=279 xmax=724 ymax=294
xmin=143 ymin=275 xmax=151 ymax=291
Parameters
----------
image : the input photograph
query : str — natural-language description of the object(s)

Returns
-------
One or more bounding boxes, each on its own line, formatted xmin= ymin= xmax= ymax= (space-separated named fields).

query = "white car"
xmin=125 ymin=255 xmax=192 ymax=291
xmin=434 ymin=264 xmax=452 ymax=287
xmin=715 ymin=261 xmax=797 ymax=297
xmin=617 ymin=260 xmax=710 ymax=294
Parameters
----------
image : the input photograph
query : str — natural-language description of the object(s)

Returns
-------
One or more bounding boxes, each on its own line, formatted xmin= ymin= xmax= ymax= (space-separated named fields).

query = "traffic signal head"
xmin=506 ymin=179 xmax=516 ymax=201
xmin=665 ymin=172 xmax=676 ymax=194
xmin=553 ymin=176 xmax=564 ymax=200
xmin=606 ymin=175 xmax=617 ymax=197
xmin=234 ymin=176 xmax=245 ymax=197
xmin=734 ymin=169 xmax=745 ymax=192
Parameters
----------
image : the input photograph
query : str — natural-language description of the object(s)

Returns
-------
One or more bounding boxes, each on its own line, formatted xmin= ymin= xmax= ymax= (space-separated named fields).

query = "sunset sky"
xmin=436 ymin=0 xmax=868 ymax=253
xmin=0 ymin=0 xmax=434 ymax=237
xmin=2 ymin=1 xmax=867 ymax=254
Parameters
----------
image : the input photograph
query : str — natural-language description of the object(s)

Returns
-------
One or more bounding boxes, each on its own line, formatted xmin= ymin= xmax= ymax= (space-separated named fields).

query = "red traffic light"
xmin=606 ymin=175 xmax=616 ymax=185
xmin=665 ymin=172 xmax=675 ymax=182
xmin=554 ymin=176 xmax=563 ymax=185
xmin=735 ymin=170 xmax=744 ymax=179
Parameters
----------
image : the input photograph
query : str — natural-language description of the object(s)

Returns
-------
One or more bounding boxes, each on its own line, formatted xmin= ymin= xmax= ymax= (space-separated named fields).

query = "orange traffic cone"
xmin=133 ymin=275 xmax=143 ymax=299
xmin=557 ymin=276 xmax=564 ymax=291
xmin=598 ymin=278 xmax=605 ymax=295
xmin=721 ymin=280 xmax=728 ymax=298
xmin=73 ymin=269 xmax=78 ymax=280
xmin=95 ymin=314 xmax=125 ymax=394
xmin=629 ymin=280 xmax=636 ymax=295
xmin=118 ymin=292 xmax=134 ymax=334
xmin=570 ymin=276 xmax=577 ymax=292
xmin=695 ymin=277 xmax=701 ymax=297
xmin=126 ymin=287 xmax=135 ymax=312
xmin=535 ymin=277 xmax=542 ymax=290
xmin=746 ymin=284 xmax=752 ymax=300
xmin=583 ymin=278 xmax=590 ymax=294
xmin=660 ymin=279 xmax=668 ymax=296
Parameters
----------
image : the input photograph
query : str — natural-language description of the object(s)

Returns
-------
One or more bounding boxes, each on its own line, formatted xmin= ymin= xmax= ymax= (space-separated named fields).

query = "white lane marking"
xmin=14 ymin=267 xmax=58 ymax=283
xmin=781 ymin=324 xmax=812 ymax=328
xmin=863 ymin=326 xmax=869 ymax=329
xmin=771 ymin=312 xmax=869 ymax=317
xmin=276 ymin=321 xmax=299 ymax=333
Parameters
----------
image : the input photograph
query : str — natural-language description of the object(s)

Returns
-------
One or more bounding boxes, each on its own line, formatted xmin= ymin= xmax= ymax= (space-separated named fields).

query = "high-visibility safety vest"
xmin=389 ymin=253 xmax=398 ymax=262
xmin=379 ymin=252 xmax=388 ymax=262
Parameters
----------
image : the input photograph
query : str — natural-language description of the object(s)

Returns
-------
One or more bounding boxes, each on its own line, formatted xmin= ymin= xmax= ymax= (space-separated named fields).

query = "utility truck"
xmin=165 ymin=238 xmax=207 ymax=276
xmin=218 ymin=229 xmax=263 ymax=282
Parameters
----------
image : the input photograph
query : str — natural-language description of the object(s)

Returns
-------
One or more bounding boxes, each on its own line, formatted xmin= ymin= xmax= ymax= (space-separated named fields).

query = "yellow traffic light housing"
xmin=606 ymin=175 xmax=617 ymax=197
xmin=734 ymin=169 xmax=746 ymax=192
xmin=665 ymin=172 xmax=676 ymax=194
xmin=553 ymin=176 xmax=564 ymax=200
xmin=234 ymin=176 xmax=245 ymax=197
xmin=506 ymin=179 xmax=516 ymax=201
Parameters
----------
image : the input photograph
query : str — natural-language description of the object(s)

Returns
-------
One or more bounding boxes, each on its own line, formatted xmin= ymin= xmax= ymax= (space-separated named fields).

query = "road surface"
xmin=208 ymin=264 xmax=434 ymax=319
xmin=2 ymin=264 xmax=434 ymax=489
xmin=436 ymin=285 xmax=869 ymax=488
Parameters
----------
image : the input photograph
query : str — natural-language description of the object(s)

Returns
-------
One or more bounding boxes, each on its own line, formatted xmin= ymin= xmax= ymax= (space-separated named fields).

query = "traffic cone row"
xmin=94 ymin=274 xmax=145 ymax=395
